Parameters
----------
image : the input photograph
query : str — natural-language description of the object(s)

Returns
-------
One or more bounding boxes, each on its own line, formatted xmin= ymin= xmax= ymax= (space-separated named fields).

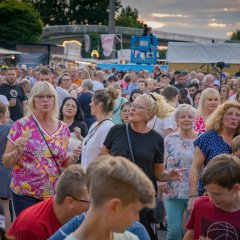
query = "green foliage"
xmin=0 ymin=0 xmax=43 ymax=45
xmin=70 ymin=0 xmax=116 ymax=25
xmin=25 ymin=0 xmax=69 ymax=25
xmin=158 ymin=50 xmax=167 ymax=59
xmin=230 ymin=30 xmax=240 ymax=41
xmin=116 ymin=5 xmax=144 ymax=28
xmin=81 ymin=33 xmax=131 ymax=59
xmin=81 ymin=33 xmax=103 ymax=58
xmin=27 ymin=0 xmax=121 ymax=26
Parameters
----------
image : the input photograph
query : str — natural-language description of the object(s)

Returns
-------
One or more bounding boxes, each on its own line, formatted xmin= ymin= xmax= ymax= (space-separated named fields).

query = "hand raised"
xmin=169 ymin=168 xmax=187 ymax=182
xmin=73 ymin=127 xmax=82 ymax=140
xmin=15 ymin=137 xmax=27 ymax=155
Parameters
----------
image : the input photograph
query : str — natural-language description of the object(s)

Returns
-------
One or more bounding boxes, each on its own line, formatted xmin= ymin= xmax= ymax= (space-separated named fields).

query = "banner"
xmin=118 ymin=49 xmax=131 ymax=63
xmin=84 ymin=34 xmax=90 ymax=53
xmin=101 ymin=34 xmax=115 ymax=57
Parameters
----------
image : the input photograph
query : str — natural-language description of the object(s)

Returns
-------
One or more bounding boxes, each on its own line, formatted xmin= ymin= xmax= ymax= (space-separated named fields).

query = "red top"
xmin=7 ymin=197 xmax=61 ymax=240
xmin=186 ymin=196 xmax=240 ymax=239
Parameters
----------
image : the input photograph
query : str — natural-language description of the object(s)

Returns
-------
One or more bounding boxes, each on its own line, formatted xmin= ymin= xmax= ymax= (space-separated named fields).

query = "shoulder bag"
xmin=125 ymin=123 xmax=164 ymax=223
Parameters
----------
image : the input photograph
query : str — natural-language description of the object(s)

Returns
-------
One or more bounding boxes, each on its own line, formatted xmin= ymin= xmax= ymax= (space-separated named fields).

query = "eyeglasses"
xmin=129 ymin=103 xmax=150 ymax=111
xmin=70 ymin=196 xmax=91 ymax=204
xmin=35 ymin=95 xmax=54 ymax=100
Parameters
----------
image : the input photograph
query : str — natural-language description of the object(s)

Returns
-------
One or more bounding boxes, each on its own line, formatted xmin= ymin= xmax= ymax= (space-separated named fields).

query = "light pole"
xmin=108 ymin=0 xmax=116 ymax=59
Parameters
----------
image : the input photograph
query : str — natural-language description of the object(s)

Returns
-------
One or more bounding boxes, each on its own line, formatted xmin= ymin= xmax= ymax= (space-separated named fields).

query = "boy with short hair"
xmin=139 ymin=80 xmax=147 ymax=93
xmin=64 ymin=155 xmax=155 ymax=240
xmin=184 ymin=154 xmax=240 ymax=240
xmin=231 ymin=135 xmax=240 ymax=158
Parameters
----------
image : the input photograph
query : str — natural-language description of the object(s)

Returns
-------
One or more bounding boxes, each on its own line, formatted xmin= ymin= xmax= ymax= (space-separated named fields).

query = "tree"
xmin=25 ymin=0 xmax=70 ymax=25
xmin=116 ymin=5 xmax=144 ymax=28
xmin=230 ymin=30 xmax=240 ymax=41
xmin=81 ymin=33 xmax=103 ymax=59
xmin=27 ymin=0 xmax=121 ymax=26
xmin=0 ymin=0 xmax=43 ymax=45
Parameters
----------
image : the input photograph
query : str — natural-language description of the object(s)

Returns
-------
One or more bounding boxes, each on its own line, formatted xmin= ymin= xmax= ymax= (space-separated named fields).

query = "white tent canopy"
xmin=166 ymin=42 xmax=240 ymax=64
xmin=0 ymin=48 xmax=26 ymax=55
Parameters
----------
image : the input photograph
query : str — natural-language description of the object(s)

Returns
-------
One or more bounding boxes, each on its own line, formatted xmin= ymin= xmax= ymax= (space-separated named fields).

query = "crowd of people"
xmin=0 ymin=63 xmax=240 ymax=240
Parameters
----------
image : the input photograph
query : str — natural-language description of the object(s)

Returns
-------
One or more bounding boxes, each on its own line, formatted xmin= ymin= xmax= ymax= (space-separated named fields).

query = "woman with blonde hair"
xmin=194 ymin=88 xmax=220 ymax=132
xmin=188 ymin=101 xmax=240 ymax=211
xmin=3 ymin=82 xmax=79 ymax=216
xmin=102 ymin=93 xmax=184 ymax=240
xmin=147 ymin=92 xmax=177 ymax=137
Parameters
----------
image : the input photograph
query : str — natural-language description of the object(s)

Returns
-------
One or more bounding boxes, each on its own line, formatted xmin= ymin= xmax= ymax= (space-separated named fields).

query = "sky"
xmin=120 ymin=0 xmax=240 ymax=39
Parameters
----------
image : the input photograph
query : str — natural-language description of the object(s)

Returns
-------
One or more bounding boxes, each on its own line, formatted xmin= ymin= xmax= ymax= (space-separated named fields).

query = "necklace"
xmin=180 ymin=131 xmax=197 ymax=148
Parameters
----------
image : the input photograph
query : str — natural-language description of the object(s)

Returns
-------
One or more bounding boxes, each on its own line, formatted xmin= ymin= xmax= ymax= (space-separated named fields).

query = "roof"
xmin=166 ymin=42 xmax=240 ymax=64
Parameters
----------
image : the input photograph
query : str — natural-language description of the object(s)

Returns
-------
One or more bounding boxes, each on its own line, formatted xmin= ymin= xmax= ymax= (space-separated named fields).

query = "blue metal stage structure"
xmin=97 ymin=63 xmax=168 ymax=73
xmin=130 ymin=35 xmax=158 ymax=65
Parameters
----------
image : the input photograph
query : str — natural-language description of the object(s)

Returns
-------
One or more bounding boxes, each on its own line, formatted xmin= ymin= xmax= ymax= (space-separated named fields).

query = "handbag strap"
xmin=126 ymin=123 xmax=135 ymax=163
xmin=31 ymin=116 xmax=61 ymax=176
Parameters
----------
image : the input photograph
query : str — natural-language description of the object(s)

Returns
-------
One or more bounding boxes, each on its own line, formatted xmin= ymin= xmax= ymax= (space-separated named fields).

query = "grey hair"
xmin=203 ymin=74 xmax=214 ymax=83
xmin=174 ymin=104 xmax=197 ymax=120
xmin=82 ymin=79 xmax=94 ymax=91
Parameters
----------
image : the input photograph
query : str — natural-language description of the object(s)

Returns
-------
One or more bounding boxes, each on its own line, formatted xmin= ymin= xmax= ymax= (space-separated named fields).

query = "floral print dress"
xmin=164 ymin=132 xmax=197 ymax=199
xmin=8 ymin=115 xmax=70 ymax=200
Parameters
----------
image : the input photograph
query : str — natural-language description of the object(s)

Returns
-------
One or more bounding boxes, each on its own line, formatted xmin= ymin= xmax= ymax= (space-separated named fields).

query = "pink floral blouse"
xmin=194 ymin=115 xmax=206 ymax=133
xmin=8 ymin=115 xmax=70 ymax=200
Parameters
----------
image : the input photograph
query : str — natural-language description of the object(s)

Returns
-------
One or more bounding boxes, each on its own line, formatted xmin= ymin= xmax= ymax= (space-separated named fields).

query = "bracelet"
xmin=189 ymin=194 xmax=198 ymax=198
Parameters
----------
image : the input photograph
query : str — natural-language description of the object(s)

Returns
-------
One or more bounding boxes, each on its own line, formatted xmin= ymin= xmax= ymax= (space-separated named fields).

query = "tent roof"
xmin=166 ymin=42 xmax=240 ymax=64
xmin=0 ymin=48 xmax=27 ymax=55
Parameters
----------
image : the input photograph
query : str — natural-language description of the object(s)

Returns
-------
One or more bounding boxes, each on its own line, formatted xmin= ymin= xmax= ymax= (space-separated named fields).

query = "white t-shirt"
xmin=55 ymin=86 xmax=70 ymax=108
xmin=64 ymin=231 xmax=139 ymax=240
xmin=147 ymin=113 xmax=177 ymax=138
xmin=81 ymin=119 xmax=114 ymax=169
xmin=162 ymin=113 xmax=177 ymax=136
xmin=147 ymin=116 xmax=164 ymax=137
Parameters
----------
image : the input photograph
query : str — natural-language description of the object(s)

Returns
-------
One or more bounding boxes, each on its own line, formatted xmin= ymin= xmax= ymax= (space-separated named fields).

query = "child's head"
xmin=86 ymin=155 xmax=155 ymax=231
xmin=231 ymin=135 xmax=240 ymax=158
xmin=202 ymin=154 xmax=240 ymax=210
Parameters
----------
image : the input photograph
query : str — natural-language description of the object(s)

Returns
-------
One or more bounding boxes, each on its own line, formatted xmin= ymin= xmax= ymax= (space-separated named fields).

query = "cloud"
xmin=120 ymin=0 xmax=239 ymax=38
xmin=208 ymin=23 xmax=227 ymax=28
xmin=151 ymin=13 xmax=188 ymax=18
xmin=144 ymin=21 xmax=165 ymax=28
xmin=199 ymin=8 xmax=240 ymax=13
